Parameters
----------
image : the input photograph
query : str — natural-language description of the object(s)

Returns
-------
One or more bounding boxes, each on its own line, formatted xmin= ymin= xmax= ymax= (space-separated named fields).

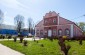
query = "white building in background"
xmin=0 ymin=24 xmax=16 ymax=30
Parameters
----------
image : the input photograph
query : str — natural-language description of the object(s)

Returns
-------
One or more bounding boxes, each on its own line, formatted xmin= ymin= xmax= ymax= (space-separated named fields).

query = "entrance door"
xmin=48 ymin=30 xmax=52 ymax=37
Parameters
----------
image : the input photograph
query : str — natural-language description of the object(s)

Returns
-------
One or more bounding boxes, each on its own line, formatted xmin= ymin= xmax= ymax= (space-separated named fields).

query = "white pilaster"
xmin=58 ymin=13 xmax=59 ymax=25
xmin=70 ymin=24 xmax=73 ymax=37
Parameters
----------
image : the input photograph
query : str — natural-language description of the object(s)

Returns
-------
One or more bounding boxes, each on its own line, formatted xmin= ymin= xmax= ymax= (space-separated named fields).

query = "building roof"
xmin=0 ymin=24 xmax=16 ymax=30
xmin=43 ymin=11 xmax=59 ymax=18
xmin=35 ymin=20 xmax=44 ymax=27
xmin=36 ymin=11 xmax=82 ymax=32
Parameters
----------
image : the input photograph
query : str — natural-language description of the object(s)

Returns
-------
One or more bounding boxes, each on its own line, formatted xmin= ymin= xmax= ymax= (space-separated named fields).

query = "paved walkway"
xmin=0 ymin=44 xmax=24 ymax=55
xmin=0 ymin=37 xmax=43 ymax=55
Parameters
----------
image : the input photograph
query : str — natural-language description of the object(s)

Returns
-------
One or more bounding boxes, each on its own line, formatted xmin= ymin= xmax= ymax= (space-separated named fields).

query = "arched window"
xmin=53 ymin=29 xmax=56 ymax=36
xmin=40 ymin=30 xmax=43 ymax=35
xmin=65 ymin=29 xmax=70 ymax=36
xmin=44 ymin=30 xmax=47 ymax=34
xmin=58 ymin=29 xmax=62 ymax=36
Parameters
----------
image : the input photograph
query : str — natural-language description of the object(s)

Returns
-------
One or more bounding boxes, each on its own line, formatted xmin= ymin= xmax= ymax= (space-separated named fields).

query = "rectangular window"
xmin=44 ymin=20 xmax=47 ymax=24
xmin=53 ymin=18 xmax=56 ymax=24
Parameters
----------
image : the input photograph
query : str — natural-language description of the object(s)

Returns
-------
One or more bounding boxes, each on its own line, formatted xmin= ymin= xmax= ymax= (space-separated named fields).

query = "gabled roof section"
xmin=35 ymin=20 xmax=44 ymax=27
xmin=59 ymin=17 xmax=82 ymax=32
xmin=59 ymin=17 xmax=74 ymax=25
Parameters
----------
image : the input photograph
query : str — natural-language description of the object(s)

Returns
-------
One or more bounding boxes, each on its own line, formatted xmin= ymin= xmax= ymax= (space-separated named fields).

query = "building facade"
xmin=35 ymin=11 xmax=83 ymax=38
xmin=0 ymin=24 xmax=34 ymax=36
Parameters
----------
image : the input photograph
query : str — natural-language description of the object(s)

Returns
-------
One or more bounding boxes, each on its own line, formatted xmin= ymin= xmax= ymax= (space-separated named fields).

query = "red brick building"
xmin=35 ymin=11 xmax=83 ymax=38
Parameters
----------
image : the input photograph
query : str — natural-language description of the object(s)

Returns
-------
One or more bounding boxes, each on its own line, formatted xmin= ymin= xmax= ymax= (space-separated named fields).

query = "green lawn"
xmin=0 ymin=39 xmax=85 ymax=55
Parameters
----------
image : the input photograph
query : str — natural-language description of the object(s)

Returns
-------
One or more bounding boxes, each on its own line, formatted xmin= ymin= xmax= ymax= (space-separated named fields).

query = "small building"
xmin=35 ymin=11 xmax=83 ymax=38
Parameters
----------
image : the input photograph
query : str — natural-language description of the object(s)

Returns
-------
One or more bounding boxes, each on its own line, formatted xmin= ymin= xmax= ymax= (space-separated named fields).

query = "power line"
xmin=70 ymin=14 xmax=85 ymax=20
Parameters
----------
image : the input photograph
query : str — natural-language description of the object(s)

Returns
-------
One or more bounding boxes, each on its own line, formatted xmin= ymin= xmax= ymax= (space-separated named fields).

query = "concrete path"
xmin=0 ymin=44 xmax=24 ymax=55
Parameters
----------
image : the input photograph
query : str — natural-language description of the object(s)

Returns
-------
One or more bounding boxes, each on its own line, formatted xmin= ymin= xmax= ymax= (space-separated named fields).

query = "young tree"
xmin=14 ymin=15 xmax=24 ymax=43
xmin=58 ymin=37 xmax=71 ymax=55
xmin=0 ymin=9 xmax=4 ymax=39
xmin=32 ymin=21 xmax=36 ymax=41
xmin=0 ymin=9 xmax=4 ymax=25
xmin=28 ymin=18 xmax=33 ymax=35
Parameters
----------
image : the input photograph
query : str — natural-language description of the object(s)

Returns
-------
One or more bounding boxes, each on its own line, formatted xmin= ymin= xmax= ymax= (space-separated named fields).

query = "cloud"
xmin=0 ymin=0 xmax=29 ymax=11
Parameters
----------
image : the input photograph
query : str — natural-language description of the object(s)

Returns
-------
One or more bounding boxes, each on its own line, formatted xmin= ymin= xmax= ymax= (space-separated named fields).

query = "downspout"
xmin=57 ymin=13 xmax=59 ymax=37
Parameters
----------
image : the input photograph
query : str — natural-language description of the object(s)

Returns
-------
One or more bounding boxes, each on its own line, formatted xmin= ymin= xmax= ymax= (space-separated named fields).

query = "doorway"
xmin=48 ymin=30 xmax=52 ymax=37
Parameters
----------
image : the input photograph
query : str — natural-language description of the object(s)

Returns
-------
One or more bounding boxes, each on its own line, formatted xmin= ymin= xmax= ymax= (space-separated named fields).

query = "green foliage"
xmin=0 ymin=39 xmax=85 ymax=55
xmin=0 ymin=36 xmax=3 ymax=39
xmin=77 ymin=22 xmax=85 ymax=32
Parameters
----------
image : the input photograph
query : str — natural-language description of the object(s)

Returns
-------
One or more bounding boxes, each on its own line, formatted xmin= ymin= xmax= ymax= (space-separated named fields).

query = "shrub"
xmin=63 ymin=36 xmax=67 ymax=39
xmin=13 ymin=37 xmax=17 ymax=42
xmin=33 ymin=38 xmax=36 ymax=42
xmin=48 ymin=37 xmax=53 ymax=41
xmin=36 ymin=41 xmax=39 ymax=43
xmin=40 ymin=44 xmax=44 ymax=47
xmin=23 ymin=40 xmax=28 ymax=46
xmin=44 ymin=35 xmax=47 ymax=39
xmin=79 ymin=39 xmax=82 ymax=45
xmin=58 ymin=37 xmax=71 ymax=55
xmin=8 ymin=35 xmax=12 ymax=39
xmin=19 ymin=35 xmax=24 ymax=43
xmin=0 ymin=36 xmax=2 ymax=39
xmin=2 ymin=36 xmax=5 ymax=39
xmin=20 ymin=37 xmax=23 ymax=43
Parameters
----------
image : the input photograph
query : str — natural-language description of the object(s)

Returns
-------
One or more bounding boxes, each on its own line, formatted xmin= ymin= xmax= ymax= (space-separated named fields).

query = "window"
xmin=40 ymin=30 xmax=43 ymax=35
xmin=65 ymin=29 xmax=70 ymax=36
xmin=44 ymin=20 xmax=47 ymax=24
xmin=53 ymin=29 xmax=56 ymax=36
xmin=37 ymin=30 xmax=39 ymax=32
xmin=53 ymin=18 xmax=56 ymax=24
xmin=44 ymin=30 xmax=47 ymax=34
xmin=58 ymin=29 xmax=62 ymax=36
xmin=36 ymin=30 xmax=39 ymax=34
xmin=37 ymin=32 xmax=39 ymax=35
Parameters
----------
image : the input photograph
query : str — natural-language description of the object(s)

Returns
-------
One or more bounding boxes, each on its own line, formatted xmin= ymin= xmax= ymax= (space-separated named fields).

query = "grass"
xmin=0 ymin=39 xmax=85 ymax=55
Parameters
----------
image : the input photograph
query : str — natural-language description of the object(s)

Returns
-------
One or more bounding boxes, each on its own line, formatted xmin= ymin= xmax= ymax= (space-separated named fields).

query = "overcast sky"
xmin=0 ymin=0 xmax=85 ymax=27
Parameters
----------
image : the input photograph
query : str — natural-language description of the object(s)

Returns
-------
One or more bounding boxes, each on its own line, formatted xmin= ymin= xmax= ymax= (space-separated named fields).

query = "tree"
xmin=14 ymin=15 xmax=24 ymax=43
xmin=0 ymin=9 xmax=4 ymax=39
xmin=0 ymin=9 xmax=4 ymax=25
xmin=14 ymin=15 xmax=24 ymax=34
xmin=28 ymin=18 xmax=34 ymax=34
xmin=77 ymin=22 xmax=85 ymax=32
xmin=32 ymin=21 xmax=35 ymax=35
xmin=58 ymin=37 xmax=71 ymax=55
